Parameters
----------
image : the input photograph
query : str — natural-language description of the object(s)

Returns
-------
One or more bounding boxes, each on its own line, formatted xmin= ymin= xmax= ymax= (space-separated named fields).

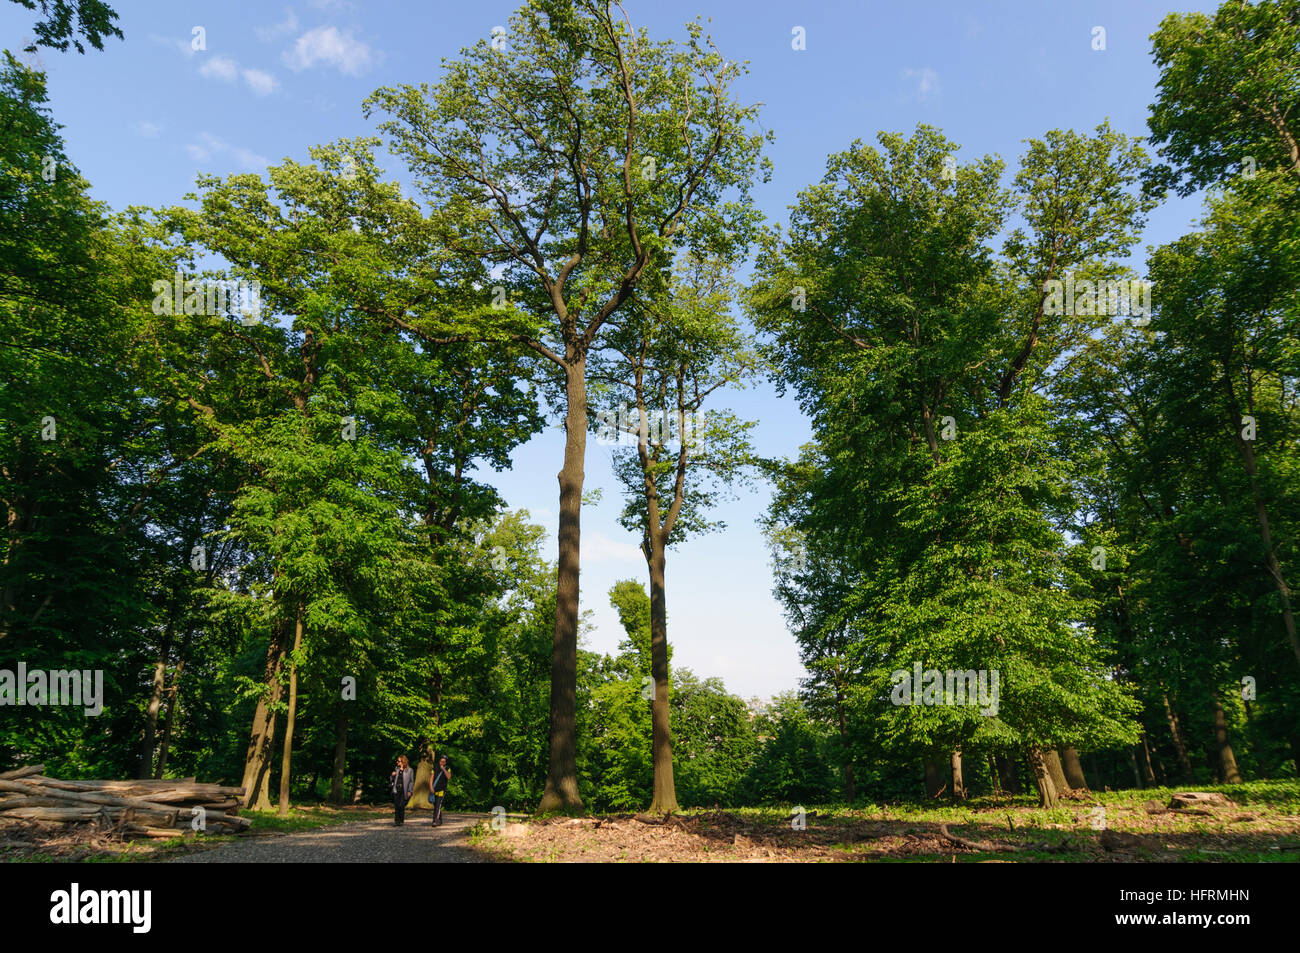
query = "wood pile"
xmin=0 ymin=764 xmax=249 ymax=838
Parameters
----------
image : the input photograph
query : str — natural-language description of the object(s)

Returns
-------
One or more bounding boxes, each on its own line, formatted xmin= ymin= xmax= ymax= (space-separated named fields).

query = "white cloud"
xmin=902 ymin=67 xmax=941 ymax=101
xmin=582 ymin=532 xmax=644 ymax=563
xmin=242 ymin=68 xmax=279 ymax=96
xmin=134 ymin=121 xmax=162 ymax=138
xmin=148 ymin=33 xmax=196 ymax=58
xmin=282 ymin=25 xmax=376 ymax=76
xmin=255 ymin=9 xmax=299 ymax=42
xmin=199 ymin=55 xmax=239 ymax=81
xmin=186 ymin=132 xmax=268 ymax=171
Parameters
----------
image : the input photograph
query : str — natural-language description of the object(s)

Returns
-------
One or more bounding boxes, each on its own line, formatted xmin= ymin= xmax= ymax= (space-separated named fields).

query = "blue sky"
xmin=2 ymin=0 xmax=1218 ymax=698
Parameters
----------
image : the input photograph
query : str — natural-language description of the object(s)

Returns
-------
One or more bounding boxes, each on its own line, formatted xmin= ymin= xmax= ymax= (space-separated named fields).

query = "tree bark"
xmin=138 ymin=628 xmax=172 ymax=778
xmin=923 ymin=757 xmax=945 ymax=798
xmin=645 ymin=537 xmax=679 ymax=814
xmin=1060 ymin=746 xmax=1089 ymax=791
xmin=1162 ymin=693 xmax=1195 ymax=781
xmin=996 ymin=754 xmax=1020 ymax=794
xmin=1137 ymin=735 xmax=1157 ymax=787
xmin=240 ymin=621 xmax=288 ymax=810
xmin=277 ymin=603 xmax=305 ymax=814
xmin=329 ymin=705 xmax=349 ymax=805
xmin=538 ymin=357 xmax=586 ymax=813
xmin=837 ymin=693 xmax=855 ymax=803
xmin=1210 ymin=690 xmax=1243 ymax=784
xmin=950 ymin=748 xmax=966 ymax=800
xmin=1027 ymin=746 xmax=1057 ymax=807
xmin=1044 ymin=748 xmax=1070 ymax=794
xmin=154 ymin=655 xmax=185 ymax=780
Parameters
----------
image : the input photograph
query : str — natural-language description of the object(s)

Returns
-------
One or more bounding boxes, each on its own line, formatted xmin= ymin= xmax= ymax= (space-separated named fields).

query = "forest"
xmin=1 ymin=0 xmax=1298 ymax=840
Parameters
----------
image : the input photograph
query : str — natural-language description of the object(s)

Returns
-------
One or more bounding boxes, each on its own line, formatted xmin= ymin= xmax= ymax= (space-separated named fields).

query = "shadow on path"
xmin=168 ymin=813 xmax=491 ymax=864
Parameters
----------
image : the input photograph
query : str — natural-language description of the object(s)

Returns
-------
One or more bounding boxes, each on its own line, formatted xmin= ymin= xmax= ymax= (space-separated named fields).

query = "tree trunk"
xmin=240 ymin=622 xmax=288 ymax=810
xmin=988 ymin=755 xmax=1002 ymax=796
xmin=1210 ymin=691 xmax=1243 ymax=784
xmin=538 ymin=357 xmax=586 ymax=813
xmin=1044 ymin=748 xmax=1070 ymax=794
xmin=1162 ymin=693 xmax=1195 ymax=781
xmin=923 ymin=757 xmax=945 ymax=798
xmin=154 ymin=655 xmax=185 ymax=780
xmin=950 ymin=748 xmax=966 ymax=800
xmin=1235 ymin=434 xmax=1300 ymax=669
xmin=1137 ymin=735 xmax=1157 ymax=787
xmin=996 ymin=754 xmax=1020 ymax=794
xmin=645 ymin=537 xmax=679 ymax=814
xmin=1060 ymin=746 xmax=1089 ymax=791
xmin=329 ymin=705 xmax=349 ymax=805
xmin=277 ymin=604 xmax=305 ymax=814
xmin=1027 ymin=746 xmax=1057 ymax=808
xmin=833 ymin=675 xmax=854 ymax=803
xmin=138 ymin=629 xmax=172 ymax=778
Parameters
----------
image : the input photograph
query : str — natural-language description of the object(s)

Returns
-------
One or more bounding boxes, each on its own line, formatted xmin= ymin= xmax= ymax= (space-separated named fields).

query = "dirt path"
xmin=168 ymin=814 xmax=490 ymax=863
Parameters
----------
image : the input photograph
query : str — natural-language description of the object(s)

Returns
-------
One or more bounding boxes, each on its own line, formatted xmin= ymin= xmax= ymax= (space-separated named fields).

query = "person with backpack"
xmin=390 ymin=755 xmax=414 ymax=825
xmin=428 ymin=754 xmax=451 ymax=826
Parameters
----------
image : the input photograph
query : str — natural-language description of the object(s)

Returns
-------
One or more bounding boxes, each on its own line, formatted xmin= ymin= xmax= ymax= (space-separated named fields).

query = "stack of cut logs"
xmin=0 ymin=765 xmax=249 ymax=838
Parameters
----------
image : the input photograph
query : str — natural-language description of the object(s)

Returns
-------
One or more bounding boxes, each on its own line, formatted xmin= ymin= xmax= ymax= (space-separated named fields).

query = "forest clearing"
xmin=0 ymin=2 xmax=1297 ymax=930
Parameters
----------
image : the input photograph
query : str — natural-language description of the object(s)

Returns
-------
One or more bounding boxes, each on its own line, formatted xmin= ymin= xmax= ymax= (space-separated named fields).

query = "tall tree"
xmin=364 ymin=0 xmax=766 ymax=810
xmin=592 ymin=253 xmax=759 ymax=812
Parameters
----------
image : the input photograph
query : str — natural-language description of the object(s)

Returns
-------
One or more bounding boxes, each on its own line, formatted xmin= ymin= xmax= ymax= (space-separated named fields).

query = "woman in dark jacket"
xmin=429 ymin=754 xmax=451 ymax=826
xmin=390 ymin=755 xmax=414 ymax=825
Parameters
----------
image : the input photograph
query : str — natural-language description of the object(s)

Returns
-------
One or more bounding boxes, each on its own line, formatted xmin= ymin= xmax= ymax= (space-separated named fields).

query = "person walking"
xmin=428 ymin=754 xmax=451 ymax=826
xmin=390 ymin=755 xmax=414 ymax=825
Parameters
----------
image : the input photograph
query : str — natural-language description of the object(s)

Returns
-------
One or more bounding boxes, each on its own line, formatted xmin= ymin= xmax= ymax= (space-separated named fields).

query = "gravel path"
xmin=168 ymin=814 xmax=490 ymax=863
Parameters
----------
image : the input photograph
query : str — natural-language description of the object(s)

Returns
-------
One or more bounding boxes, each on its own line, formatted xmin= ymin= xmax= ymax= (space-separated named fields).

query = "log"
xmin=0 ymin=796 xmax=81 ymax=810
xmin=0 ymin=780 xmax=180 ymax=818
xmin=23 ymin=776 xmax=243 ymax=799
xmin=0 ymin=770 xmax=248 ymax=836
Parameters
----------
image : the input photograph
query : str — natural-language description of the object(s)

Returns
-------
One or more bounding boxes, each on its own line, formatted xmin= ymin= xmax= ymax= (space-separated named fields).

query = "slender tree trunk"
xmin=1137 ymin=735 xmax=1157 ymax=786
xmin=1235 ymin=435 xmax=1300 ymax=669
xmin=645 ymin=537 xmax=679 ymax=814
xmin=329 ymin=705 xmax=349 ymax=805
xmin=950 ymin=748 xmax=966 ymax=800
xmin=1130 ymin=748 xmax=1143 ymax=788
xmin=154 ymin=656 xmax=185 ymax=780
xmin=539 ymin=357 xmax=586 ymax=813
xmin=1163 ymin=693 xmax=1195 ymax=781
xmin=240 ymin=622 xmax=288 ymax=810
xmin=996 ymin=754 xmax=1020 ymax=794
xmin=277 ymin=604 xmax=305 ymax=814
xmin=1027 ymin=746 xmax=1057 ymax=808
xmin=1044 ymin=748 xmax=1070 ymax=794
xmin=923 ymin=757 xmax=945 ymax=798
xmin=1060 ymin=746 xmax=1089 ymax=790
xmin=138 ymin=628 xmax=172 ymax=778
xmin=835 ymin=684 xmax=855 ymax=803
xmin=1210 ymin=691 xmax=1243 ymax=784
